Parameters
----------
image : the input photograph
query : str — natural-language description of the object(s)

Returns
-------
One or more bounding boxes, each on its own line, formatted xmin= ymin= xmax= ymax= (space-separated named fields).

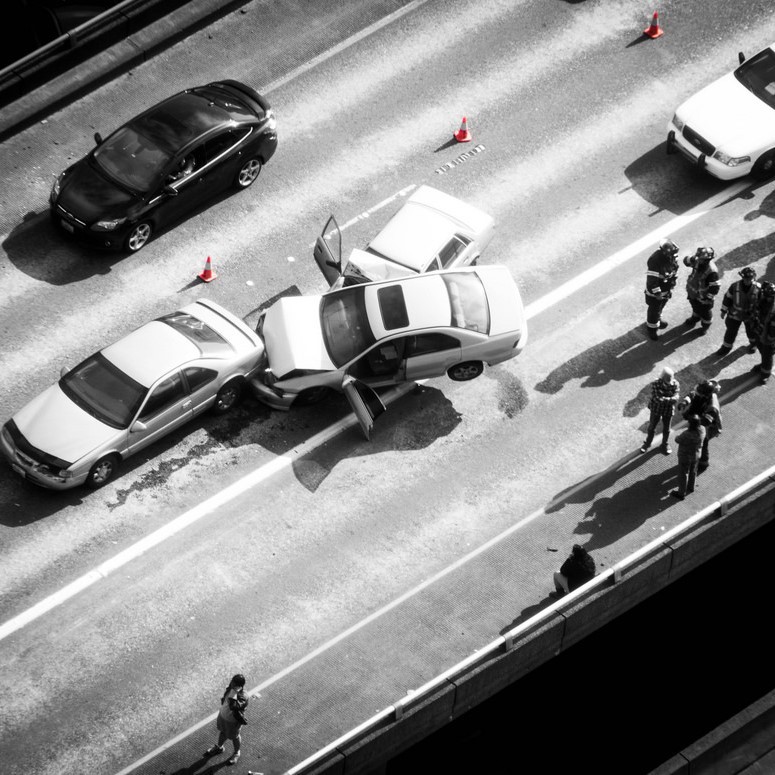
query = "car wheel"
xmin=86 ymin=455 xmax=120 ymax=489
xmin=753 ymin=150 xmax=775 ymax=179
xmin=294 ymin=386 xmax=331 ymax=406
xmin=212 ymin=380 xmax=243 ymax=414
xmin=235 ymin=157 xmax=262 ymax=189
xmin=125 ymin=221 xmax=153 ymax=252
xmin=447 ymin=361 xmax=484 ymax=381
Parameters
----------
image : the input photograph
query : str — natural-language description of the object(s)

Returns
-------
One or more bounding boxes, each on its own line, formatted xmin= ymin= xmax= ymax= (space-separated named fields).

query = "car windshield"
xmin=320 ymin=287 xmax=377 ymax=366
xmin=158 ymin=312 xmax=233 ymax=356
xmin=735 ymin=48 xmax=775 ymax=110
xmin=442 ymin=272 xmax=490 ymax=333
xmin=60 ymin=352 xmax=147 ymax=429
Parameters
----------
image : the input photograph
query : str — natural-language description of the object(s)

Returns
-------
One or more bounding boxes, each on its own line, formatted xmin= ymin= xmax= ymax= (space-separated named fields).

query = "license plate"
xmin=60 ymin=219 xmax=74 ymax=233
xmin=11 ymin=463 xmax=26 ymax=478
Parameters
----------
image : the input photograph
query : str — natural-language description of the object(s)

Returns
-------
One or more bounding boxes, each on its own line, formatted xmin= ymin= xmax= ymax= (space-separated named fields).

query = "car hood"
xmin=678 ymin=73 xmax=775 ymax=153
xmin=13 ymin=384 xmax=119 ymax=466
xmin=57 ymin=159 xmax=137 ymax=222
xmin=262 ymin=296 xmax=335 ymax=377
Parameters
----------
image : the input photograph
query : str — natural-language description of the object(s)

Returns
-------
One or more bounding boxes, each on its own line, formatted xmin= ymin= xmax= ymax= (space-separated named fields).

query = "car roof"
xmin=126 ymin=91 xmax=235 ymax=152
xmin=101 ymin=321 xmax=200 ymax=387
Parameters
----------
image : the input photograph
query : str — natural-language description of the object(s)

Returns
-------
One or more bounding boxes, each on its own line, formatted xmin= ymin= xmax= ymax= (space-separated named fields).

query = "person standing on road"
xmin=677 ymin=379 xmax=722 ymax=474
xmin=751 ymin=280 xmax=775 ymax=386
xmin=684 ymin=247 xmax=721 ymax=334
xmin=717 ymin=267 xmax=760 ymax=355
xmin=553 ymin=544 xmax=596 ymax=596
xmin=644 ymin=238 xmax=680 ymax=340
xmin=204 ymin=673 xmax=249 ymax=766
xmin=640 ymin=366 xmax=680 ymax=454
xmin=670 ymin=414 xmax=706 ymax=500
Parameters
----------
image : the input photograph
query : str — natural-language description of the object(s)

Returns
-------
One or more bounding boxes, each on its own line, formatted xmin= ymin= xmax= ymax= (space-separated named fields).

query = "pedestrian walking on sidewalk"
xmin=204 ymin=673 xmax=249 ymax=766
xmin=640 ymin=366 xmax=680 ymax=454
xmin=717 ymin=267 xmax=760 ymax=355
xmin=684 ymin=247 xmax=721 ymax=334
xmin=644 ymin=238 xmax=680 ymax=340
xmin=677 ymin=379 xmax=722 ymax=473
xmin=553 ymin=544 xmax=596 ymax=596
xmin=751 ymin=280 xmax=775 ymax=385
xmin=670 ymin=414 xmax=706 ymax=500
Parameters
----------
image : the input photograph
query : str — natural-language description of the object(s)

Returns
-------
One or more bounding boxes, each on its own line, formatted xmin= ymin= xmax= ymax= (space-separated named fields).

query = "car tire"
xmin=125 ymin=221 xmax=153 ymax=252
xmin=447 ymin=361 xmax=484 ymax=381
xmin=212 ymin=379 xmax=243 ymax=414
xmin=86 ymin=454 xmax=120 ymax=489
xmin=234 ymin=157 xmax=262 ymax=189
xmin=753 ymin=150 xmax=775 ymax=179
xmin=294 ymin=386 xmax=331 ymax=406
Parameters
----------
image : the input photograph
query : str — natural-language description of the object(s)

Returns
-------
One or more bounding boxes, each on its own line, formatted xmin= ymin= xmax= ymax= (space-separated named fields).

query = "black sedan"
xmin=50 ymin=79 xmax=278 ymax=252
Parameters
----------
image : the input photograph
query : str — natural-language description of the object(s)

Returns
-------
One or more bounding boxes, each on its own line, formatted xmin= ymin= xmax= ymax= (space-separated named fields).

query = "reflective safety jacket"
xmin=645 ymin=249 xmax=679 ymax=300
xmin=685 ymin=258 xmax=720 ymax=303
xmin=721 ymin=280 xmax=760 ymax=321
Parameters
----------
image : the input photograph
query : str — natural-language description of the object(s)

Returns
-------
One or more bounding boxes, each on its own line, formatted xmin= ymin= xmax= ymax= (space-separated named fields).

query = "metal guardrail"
xmin=284 ymin=463 xmax=775 ymax=775
xmin=0 ymin=0 xmax=144 ymax=81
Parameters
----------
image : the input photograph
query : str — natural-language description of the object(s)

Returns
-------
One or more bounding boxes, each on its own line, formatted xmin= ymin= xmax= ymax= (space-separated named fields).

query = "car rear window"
xmin=442 ymin=272 xmax=490 ymax=333
xmin=158 ymin=312 xmax=233 ymax=356
xmin=736 ymin=48 xmax=775 ymax=110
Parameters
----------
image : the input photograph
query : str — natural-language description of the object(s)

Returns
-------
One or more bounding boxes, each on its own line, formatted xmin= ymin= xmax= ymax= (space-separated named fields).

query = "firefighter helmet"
xmin=739 ymin=267 xmax=757 ymax=280
xmin=762 ymin=280 xmax=775 ymax=298
xmin=697 ymin=379 xmax=721 ymax=396
xmin=696 ymin=247 xmax=715 ymax=262
xmin=659 ymin=238 xmax=679 ymax=257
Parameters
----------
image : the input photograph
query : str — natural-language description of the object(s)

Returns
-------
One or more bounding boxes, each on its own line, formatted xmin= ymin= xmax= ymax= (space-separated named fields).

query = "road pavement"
xmin=1 ymin=1 xmax=775 ymax=774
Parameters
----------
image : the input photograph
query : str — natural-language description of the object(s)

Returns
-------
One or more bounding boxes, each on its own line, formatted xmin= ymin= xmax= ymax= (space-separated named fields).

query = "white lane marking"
xmin=0 ymin=178 xmax=751 ymax=645
xmin=0 ymin=383 xmax=415 ymax=644
xmin=523 ymin=179 xmax=751 ymax=320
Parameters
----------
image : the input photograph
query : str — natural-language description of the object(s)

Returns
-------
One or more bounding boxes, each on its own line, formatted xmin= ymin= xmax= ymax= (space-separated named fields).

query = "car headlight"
xmin=92 ymin=217 xmax=127 ymax=231
xmin=263 ymin=110 xmax=277 ymax=132
xmin=50 ymin=173 xmax=64 ymax=202
xmin=671 ymin=114 xmax=685 ymax=132
xmin=712 ymin=150 xmax=751 ymax=167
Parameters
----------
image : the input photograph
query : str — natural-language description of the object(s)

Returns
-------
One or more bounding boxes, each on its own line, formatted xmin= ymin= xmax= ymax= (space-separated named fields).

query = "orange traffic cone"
xmin=198 ymin=256 xmax=217 ymax=283
xmin=643 ymin=11 xmax=664 ymax=38
xmin=454 ymin=116 xmax=472 ymax=143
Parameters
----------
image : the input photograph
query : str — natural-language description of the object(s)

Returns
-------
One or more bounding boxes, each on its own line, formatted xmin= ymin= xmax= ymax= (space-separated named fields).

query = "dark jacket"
xmin=560 ymin=549 xmax=596 ymax=591
xmin=645 ymin=249 xmax=679 ymax=300
xmin=221 ymin=686 xmax=249 ymax=726
xmin=675 ymin=425 xmax=706 ymax=461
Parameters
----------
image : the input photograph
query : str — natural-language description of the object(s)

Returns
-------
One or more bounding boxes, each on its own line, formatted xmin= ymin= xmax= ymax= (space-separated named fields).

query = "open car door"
xmin=313 ymin=215 xmax=343 ymax=287
xmin=342 ymin=375 xmax=386 ymax=440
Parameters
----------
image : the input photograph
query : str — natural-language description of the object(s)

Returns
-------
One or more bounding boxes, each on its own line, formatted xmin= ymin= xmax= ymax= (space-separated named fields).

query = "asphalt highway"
xmin=1 ymin=1 xmax=775 ymax=774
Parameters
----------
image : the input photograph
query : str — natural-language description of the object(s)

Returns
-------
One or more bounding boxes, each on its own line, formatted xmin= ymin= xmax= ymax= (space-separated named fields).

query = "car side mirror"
xmin=738 ymin=51 xmax=746 ymax=64
xmin=60 ymin=365 xmax=69 ymax=377
xmin=94 ymin=132 xmax=103 ymax=145
xmin=130 ymin=421 xmax=147 ymax=434
xmin=163 ymin=184 xmax=179 ymax=196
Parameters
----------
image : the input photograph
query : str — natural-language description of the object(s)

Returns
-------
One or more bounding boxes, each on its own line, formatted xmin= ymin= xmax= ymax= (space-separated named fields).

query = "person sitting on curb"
xmin=670 ymin=414 xmax=706 ymax=501
xmin=553 ymin=544 xmax=596 ymax=597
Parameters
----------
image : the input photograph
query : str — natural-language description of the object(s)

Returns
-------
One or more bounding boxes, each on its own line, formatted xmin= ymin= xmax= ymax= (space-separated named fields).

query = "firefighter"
xmin=644 ymin=238 xmax=680 ymax=340
xmin=677 ymin=379 xmax=722 ymax=473
xmin=684 ymin=247 xmax=721 ymax=333
xmin=751 ymin=280 xmax=775 ymax=385
xmin=717 ymin=267 xmax=761 ymax=355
